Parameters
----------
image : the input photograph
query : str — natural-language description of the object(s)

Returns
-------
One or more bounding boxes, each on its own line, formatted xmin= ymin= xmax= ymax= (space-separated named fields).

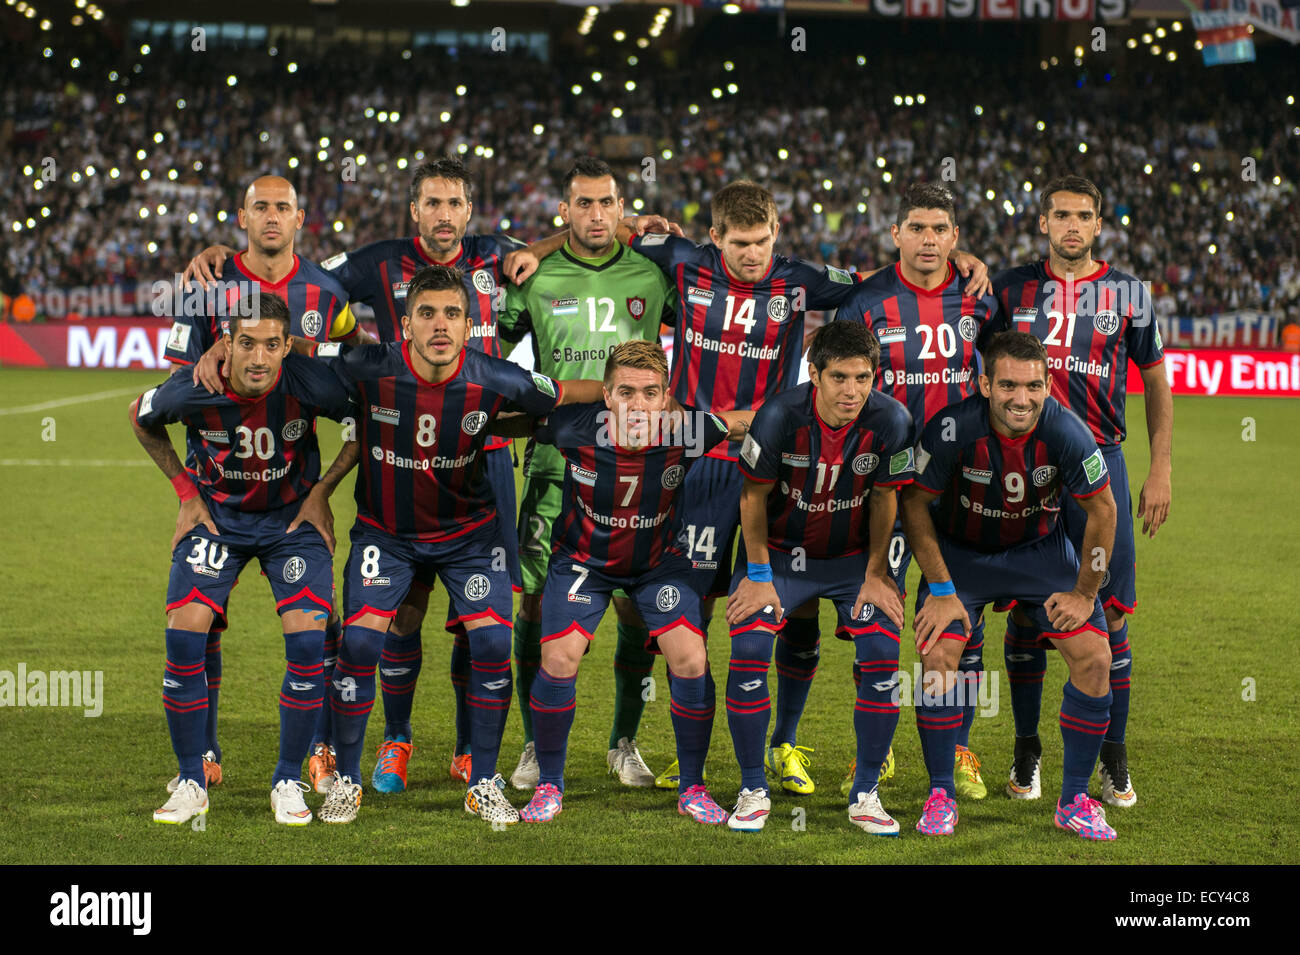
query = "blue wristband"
xmin=747 ymin=562 xmax=773 ymax=582
xmin=929 ymin=580 xmax=956 ymax=597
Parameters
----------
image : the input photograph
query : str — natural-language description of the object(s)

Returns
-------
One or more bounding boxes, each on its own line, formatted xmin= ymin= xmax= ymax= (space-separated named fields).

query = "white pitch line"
xmin=0 ymin=459 xmax=152 ymax=467
xmin=0 ymin=386 xmax=143 ymax=417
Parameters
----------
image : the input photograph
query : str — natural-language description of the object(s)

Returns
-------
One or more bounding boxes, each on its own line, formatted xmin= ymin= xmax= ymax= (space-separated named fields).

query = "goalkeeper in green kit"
xmin=499 ymin=157 xmax=684 ymax=791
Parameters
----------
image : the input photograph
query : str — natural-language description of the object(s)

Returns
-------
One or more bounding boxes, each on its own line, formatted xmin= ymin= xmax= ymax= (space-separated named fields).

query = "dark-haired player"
xmin=310 ymin=265 xmax=604 ymax=825
xmin=986 ymin=176 xmax=1171 ymax=807
xmin=131 ymin=293 xmax=355 ymax=826
xmin=722 ymin=321 xmax=914 ymax=834
xmin=493 ymin=341 xmax=751 ymax=825
xmin=903 ymin=331 xmax=1118 ymax=840
xmin=834 ymin=182 xmax=1000 ymax=800
xmin=497 ymin=157 xmax=678 ymax=793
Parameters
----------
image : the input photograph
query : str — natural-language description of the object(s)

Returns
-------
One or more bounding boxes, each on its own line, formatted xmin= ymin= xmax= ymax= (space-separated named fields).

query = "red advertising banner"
xmin=1 ymin=317 xmax=176 ymax=370
xmin=1128 ymin=349 xmax=1300 ymax=398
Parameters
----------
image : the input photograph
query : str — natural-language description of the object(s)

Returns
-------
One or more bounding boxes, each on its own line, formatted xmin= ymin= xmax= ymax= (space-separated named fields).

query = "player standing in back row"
xmin=497 ymin=158 xmax=678 ymax=793
xmin=834 ymin=183 xmax=999 ymax=800
xmin=987 ymin=176 xmax=1172 ymax=808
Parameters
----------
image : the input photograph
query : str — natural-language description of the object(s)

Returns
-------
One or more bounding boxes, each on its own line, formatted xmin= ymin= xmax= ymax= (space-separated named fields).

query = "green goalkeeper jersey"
xmin=500 ymin=240 xmax=676 ymax=479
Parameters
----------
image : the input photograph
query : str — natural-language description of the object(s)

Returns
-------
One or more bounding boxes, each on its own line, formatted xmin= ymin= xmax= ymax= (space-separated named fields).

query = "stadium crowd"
xmin=2 ymin=30 xmax=1297 ymax=323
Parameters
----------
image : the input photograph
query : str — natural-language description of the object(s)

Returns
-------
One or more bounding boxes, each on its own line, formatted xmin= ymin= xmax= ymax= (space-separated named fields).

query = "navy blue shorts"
xmin=915 ymin=524 xmax=1106 ymax=645
xmin=343 ymin=518 xmax=514 ymax=629
xmin=1061 ymin=443 xmax=1135 ymax=615
xmin=672 ymin=455 xmax=743 ymax=599
xmin=541 ymin=553 xmax=704 ymax=650
xmin=484 ymin=442 xmax=522 ymax=592
xmin=166 ymin=499 xmax=334 ymax=629
xmin=727 ymin=542 xmax=902 ymax=641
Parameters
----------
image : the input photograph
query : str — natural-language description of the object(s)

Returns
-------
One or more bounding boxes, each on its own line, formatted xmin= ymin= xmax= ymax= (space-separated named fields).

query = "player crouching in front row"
xmin=494 ymin=341 xmax=754 ymax=824
xmin=131 ymin=293 xmax=356 ymax=827
xmin=723 ymin=321 xmax=916 ymax=835
xmin=903 ymin=331 xmax=1119 ymax=841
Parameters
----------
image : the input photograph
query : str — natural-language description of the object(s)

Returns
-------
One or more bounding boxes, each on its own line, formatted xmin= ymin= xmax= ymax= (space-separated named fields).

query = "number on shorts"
xmin=888 ymin=533 xmax=906 ymax=574
xmin=568 ymin=564 xmax=590 ymax=599
xmin=360 ymin=545 xmax=382 ymax=579
xmin=185 ymin=537 xmax=229 ymax=570
xmin=416 ymin=414 xmax=437 ymax=448
xmin=685 ymin=524 xmax=717 ymax=562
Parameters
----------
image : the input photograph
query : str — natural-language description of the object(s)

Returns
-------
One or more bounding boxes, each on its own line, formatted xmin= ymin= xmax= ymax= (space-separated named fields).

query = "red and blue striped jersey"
xmin=989 ymin=261 xmax=1164 ymax=446
xmin=335 ymin=343 xmax=562 ymax=542
xmin=738 ymin=383 xmax=915 ymax=559
xmin=324 ymin=234 xmax=525 ymax=452
xmin=164 ymin=253 xmax=352 ymax=366
xmin=135 ymin=353 xmax=356 ymax=511
xmin=537 ymin=402 xmax=730 ymax=576
xmin=835 ymin=262 xmax=998 ymax=428
xmin=629 ymin=232 xmax=861 ymax=460
xmin=912 ymin=394 xmax=1111 ymax=553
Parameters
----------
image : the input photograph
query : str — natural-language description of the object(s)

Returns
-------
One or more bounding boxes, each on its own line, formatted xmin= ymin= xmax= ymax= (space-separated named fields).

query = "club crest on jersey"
xmin=766 ymin=296 xmax=791 ymax=323
xmin=655 ymin=585 xmax=681 ymax=612
xmin=876 ymin=327 xmax=907 ymax=345
xmin=282 ymin=418 xmax=308 ymax=442
xmin=781 ymin=452 xmax=811 ymax=468
xmin=958 ymin=315 xmax=978 ymax=342
xmin=1094 ymin=309 xmax=1120 ymax=335
xmin=283 ymin=556 xmax=306 ymax=583
xmin=199 ymin=429 xmax=230 ymax=444
xmin=661 ymin=464 xmax=685 ymax=489
xmin=1032 ymin=465 xmax=1059 ymax=487
xmin=627 ymin=296 xmax=646 ymax=320
xmin=550 ymin=297 xmax=579 ymax=317
xmin=531 ymin=372 xmax=558 ymax=398
xmin=370 ymin=405 xmax=400 ymax=424
xmin=569 ymin=463 xmax=598 ymax=487
xmin=300 ymin=310 xmax=323 ymax=339
xmin=472 ymin=269 xmax=495 ymax=295
xmin=852 ymin=452 xmax=879 ymax=476
xmin=1013 ymin=307 xmax=1038 ymax=324
xmin=464 ymin=574 xmax=491 ymax=601
xmin=962 ymin=466 xmax=993 ymax=485
xmin=462 ymin=411 xmax=489 ymax=435
xmin=686 ymin=287 xmax=714 ymax=307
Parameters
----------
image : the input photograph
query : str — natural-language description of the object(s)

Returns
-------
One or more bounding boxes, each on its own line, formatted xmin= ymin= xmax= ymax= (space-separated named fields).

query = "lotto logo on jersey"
xmin=391 ymin=281 xmax=409 ymax=299
xmin=282 ymin=419 xmax=308 ymax=442
xmin=687 ymin=287 xmax=714 ymax=307
xmin=569 ymin=462 xmax=598 ymax=487
xmin=199 ymin=429 xmax=230 ymax=444
xmin=1013 ymin=308 xmax=1038 ymax=324
xmin=656 ymin=585 xmax=681 ymax=612
xmin=877 ymin=327 xmax=907 ymax=345
xmin=781 ymin=452 xmax=811 ymax=468
xmin=464 ymin=574 xmax=491 ymax=601
xmin=282 ymin=556 xmax=306 ymax=583
xmin=371 ymin=405 xmax=400 ymax=424
xmin=550 ymin=297 xmax=579 ymax=317
xmin=962 ymin=466 xmax=993 ymax=485
xmin=301 ymin=310 xmax=323 ymax=338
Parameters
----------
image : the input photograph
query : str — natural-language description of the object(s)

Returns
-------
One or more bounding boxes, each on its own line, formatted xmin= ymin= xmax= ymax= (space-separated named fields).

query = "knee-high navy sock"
xmin=771 ymin=616 xmax=819 ymax=748
xmin=916 ymin=673 xmax=962 ymax=797
xmin=529 ymin=666 xmax=577 ymax=790
xmin=1105 ymin=622 xmax=1131 ymax=743
xmin=726 ymin=629 xmax=775 ymax=791
xmin=1059 ymin=680 xmax=1112 ymax=803
xmin=851 ymin=632 xmax=901 ymax=798
xmin=669 ymin=670 xmax=714 ymax=793
xmin=330 ymin=625 xmax=386 ymax=784
xmin=163 ymin=628 xmax=209 ymax=785
xmin=1004 ymin=616 xmax=1047 ymax=739
xmin=956 ymin=622 xmax=985 ymax=749
xmin=311 ymin=614 xmax=341 ymax=747
xmin=450 ymin=628 xmax=473 ymax=754
xmin=275 ymin=629 xmax=324 ymax=786
xmin=204 ymin=631 xmax=222 ymax=760
xmin=467 ymin=623 xmax=512 ymax=783
xmin=380 ymin=628 xmax=421 ymax=741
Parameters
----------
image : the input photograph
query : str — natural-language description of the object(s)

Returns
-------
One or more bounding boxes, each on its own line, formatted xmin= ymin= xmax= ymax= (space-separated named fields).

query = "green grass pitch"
xmin=1 ymin=368 xmax=1296 ymax=864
